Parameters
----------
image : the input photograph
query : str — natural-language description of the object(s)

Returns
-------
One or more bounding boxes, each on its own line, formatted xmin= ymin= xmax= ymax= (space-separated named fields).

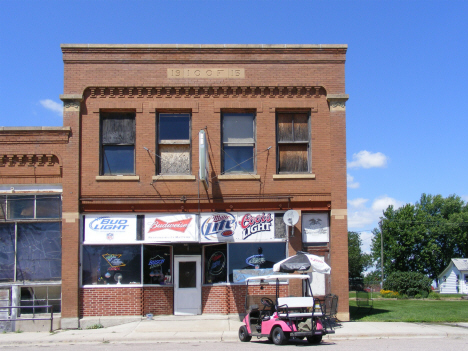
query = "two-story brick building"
xmin=2 ymin=44 xmax=349 ymax=329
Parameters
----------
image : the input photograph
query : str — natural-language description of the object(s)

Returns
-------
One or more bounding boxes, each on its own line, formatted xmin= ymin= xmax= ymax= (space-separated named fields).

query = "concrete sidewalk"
xmin=0 ymin=315 xmax=467 ymax=346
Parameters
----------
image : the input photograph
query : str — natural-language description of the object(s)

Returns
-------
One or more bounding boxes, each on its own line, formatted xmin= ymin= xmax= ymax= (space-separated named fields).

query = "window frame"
xmin=100 ymin=112 xmax=136 ymax=176
xmin=1 ymin=194 xmax=62 ymax=220
xmin=276 ymin=111 xmax=311 ymax=174
xmin=221 ymin=110 xmax=256 ymax=174
xmin=156 ymin=111 xmax=192 ymax=175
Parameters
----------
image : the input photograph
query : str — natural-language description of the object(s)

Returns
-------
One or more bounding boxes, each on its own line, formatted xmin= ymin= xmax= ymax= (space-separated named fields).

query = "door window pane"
xmin=16 ymin=222 xmax=62 ymax=281
xmin=82 ymin=245 xmax=141 ymax=285
xmin=0 ymin=223 xmax=15 ymax=281
xmin=179 ymin=261 xmax=196 ymax=288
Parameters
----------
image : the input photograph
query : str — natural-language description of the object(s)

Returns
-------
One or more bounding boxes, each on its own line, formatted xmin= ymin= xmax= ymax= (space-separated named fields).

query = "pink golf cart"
xmin=238 ymin=252 xmax=334 ymax=345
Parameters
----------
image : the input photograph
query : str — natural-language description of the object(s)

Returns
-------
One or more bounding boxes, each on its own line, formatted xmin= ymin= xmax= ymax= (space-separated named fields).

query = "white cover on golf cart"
xmin=273 ymin=252 xmax=331 ymax=274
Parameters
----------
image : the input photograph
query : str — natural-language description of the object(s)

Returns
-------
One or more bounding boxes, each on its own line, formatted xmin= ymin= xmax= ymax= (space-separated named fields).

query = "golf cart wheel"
xmin=306 ymin=335 xmax=323 ymax=344
xmin=272 ymin=326 xmax=289 ymax=345
xmin=238 ymin=325 xmax=251 ymax=342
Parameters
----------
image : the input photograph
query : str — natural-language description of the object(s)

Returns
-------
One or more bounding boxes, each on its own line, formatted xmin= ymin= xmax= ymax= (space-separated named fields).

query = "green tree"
xmin=371 ymin=194 xmax=468 ymax=283
xmin=348 ymin=231 xmax=372 ymax=278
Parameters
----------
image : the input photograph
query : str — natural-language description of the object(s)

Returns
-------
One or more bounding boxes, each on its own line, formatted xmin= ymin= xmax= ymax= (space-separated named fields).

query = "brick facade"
xmin=60 ymin=44 xmax=349 ymax=322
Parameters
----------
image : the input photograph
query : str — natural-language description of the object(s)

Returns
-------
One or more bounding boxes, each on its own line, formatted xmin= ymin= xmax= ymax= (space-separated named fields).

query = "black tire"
xmin=306 ymin=335 xmax=323 ymax=344
xmin=239 ymin=325 xmax=252 ymax=342
xmin=272 ymin=326 xmax=289 ymax=345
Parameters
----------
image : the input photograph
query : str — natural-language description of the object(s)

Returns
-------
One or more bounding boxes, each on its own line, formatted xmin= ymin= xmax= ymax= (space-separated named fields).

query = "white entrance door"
xmin=174 ymin=255 xmax=201 ymax=315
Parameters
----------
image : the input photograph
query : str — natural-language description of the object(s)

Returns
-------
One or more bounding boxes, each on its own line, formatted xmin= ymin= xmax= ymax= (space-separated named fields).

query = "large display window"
xmin=204 ymin=244 xmax=227 ymax=284
xmin=82 ymin=245 xmax=141 ymax=285
xmin=143 ymin=245 xmax=172 ymax=285
xmin=228 ymin=242 xmax=286 ymax=283
xmin=0 ymin=222 xmax=61 ymax=282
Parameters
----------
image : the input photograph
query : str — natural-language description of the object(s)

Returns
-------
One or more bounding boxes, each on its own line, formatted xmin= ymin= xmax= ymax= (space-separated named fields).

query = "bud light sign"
xmin=84 ymin=214 xmax=137 ymax=244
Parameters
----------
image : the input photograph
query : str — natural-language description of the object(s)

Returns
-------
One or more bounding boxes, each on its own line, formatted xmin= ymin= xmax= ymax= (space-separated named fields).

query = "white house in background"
xmin=438 ymin=258 xmax=468 ymax=294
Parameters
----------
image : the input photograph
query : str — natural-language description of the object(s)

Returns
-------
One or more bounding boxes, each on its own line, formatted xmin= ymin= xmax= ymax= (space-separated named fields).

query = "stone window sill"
xmin=152 ymin=175 xmax=196 ymax=181
xmin=218 ymin=174 xmax=260 ymax=180
xmin=273 ymin=174 xmax=316 ymax=180
xmin=96 ymin=175 xmax=140 ymax=181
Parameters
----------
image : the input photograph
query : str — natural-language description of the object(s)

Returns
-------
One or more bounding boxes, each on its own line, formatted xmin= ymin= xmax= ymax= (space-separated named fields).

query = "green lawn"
xmin=349 ymin=299 xmax=468 ymax=322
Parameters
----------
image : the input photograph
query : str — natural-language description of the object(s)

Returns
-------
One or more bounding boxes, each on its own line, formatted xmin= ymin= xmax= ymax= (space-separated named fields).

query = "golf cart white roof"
xmin=245 ymin=274 xmax=309 ymax=282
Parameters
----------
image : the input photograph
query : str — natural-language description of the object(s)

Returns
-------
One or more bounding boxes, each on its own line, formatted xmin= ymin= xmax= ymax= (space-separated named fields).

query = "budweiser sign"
xmin=148 ymin=218 xmax=192 ymax=233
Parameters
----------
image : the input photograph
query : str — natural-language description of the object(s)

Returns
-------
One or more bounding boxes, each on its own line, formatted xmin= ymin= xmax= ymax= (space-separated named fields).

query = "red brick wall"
xmin=143 ymin=287 xmax=173 ymax=315
xmin=80 ymin=288 xmax=143 ymax=317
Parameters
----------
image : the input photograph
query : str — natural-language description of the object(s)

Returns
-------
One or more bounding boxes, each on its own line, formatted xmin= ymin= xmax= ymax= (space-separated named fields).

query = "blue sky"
xmin=1 ymin=0 xmax=467 ymax=253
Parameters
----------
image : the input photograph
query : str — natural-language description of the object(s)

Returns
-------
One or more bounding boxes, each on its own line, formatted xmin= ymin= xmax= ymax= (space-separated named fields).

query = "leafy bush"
xmin=383 ymin=271 xmax=432 ymax=296
xmin=415 ymin=294 xmax=422 ymax=299
xmin=428 ymin=292 xmax=441 ymax=300
xmin=397 ymin=294 xmax=408 ymax=299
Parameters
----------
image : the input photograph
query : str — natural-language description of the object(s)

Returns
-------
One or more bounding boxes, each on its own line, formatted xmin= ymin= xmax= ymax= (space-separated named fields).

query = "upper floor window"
xmin=157 ymin=113 xmax=191 ymax=174
xmin=222 ymin=112 xmax=255 ymax=173
xmin=100 ymin=112 xmax=135 ymax=175
xmin=276 ymin=112 xmax=310 ymax=173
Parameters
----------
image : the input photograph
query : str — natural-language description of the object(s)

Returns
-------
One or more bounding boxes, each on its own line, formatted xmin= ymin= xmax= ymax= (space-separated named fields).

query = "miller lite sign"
xmin=200 ymin=212 xmax=277 ymax=242
xmin=145 ymin=214 xmax=198 ymax=242
xmin=200 ymin=212 xmax=236 ymax=242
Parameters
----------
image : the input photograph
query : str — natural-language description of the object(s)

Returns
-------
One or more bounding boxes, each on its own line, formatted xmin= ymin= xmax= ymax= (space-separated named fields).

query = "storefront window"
xmin=143 ymin=245 xmax=172 ymax=285
xmin=0 ymin=223 xmax=15 ymax=281
xmin=16 ymin=222 xmax=61 ymax=281
xmin=228 ymin=242 xmax=286 ymax=283
xmin=82 ymin=245 xmax=141 ymax=285
xmin=204 ymin=244 xmax=227 ymax=284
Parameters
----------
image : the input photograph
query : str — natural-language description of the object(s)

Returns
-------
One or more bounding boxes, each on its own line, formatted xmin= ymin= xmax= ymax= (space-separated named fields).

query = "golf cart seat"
xmin=277 ymin=297 xmax=323 ymax=318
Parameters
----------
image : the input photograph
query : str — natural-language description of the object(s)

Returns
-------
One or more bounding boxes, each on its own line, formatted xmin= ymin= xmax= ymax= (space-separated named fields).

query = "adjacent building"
xmin=438 ymin=258 xmax=468 ymax=294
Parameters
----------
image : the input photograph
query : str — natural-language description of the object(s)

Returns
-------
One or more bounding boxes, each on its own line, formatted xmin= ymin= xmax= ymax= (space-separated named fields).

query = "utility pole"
xmin=379 ymin=220 xmax=384 ymax=289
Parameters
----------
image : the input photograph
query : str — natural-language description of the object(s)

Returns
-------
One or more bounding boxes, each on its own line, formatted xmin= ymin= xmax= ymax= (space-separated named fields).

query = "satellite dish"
xmin=283 ymin=210 xmax=299 ymax=226
xmin=114 ymin=273 xmax=123 ymax=285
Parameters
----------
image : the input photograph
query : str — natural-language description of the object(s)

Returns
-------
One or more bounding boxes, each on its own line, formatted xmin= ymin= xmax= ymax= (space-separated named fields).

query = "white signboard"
xmin=199 ymin=130 xmax=209 ymax=190
xmin=145 ymin=214 xmax=198 ymax=243
xmin=84 ymin=214 xmax=137 ymax=244
xmin=200 ymin=212 xmax=278 ymax=243
xmin=302 ymin=212 xmax=330 ymax=243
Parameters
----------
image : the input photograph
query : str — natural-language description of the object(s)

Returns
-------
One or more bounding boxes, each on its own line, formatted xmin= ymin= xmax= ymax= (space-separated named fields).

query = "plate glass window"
xmin=157 ymin=113 xmax=191 ymax=174
xmin=101 ymin=113 xmax=136 ymax=175
xmin=222 ymin=113 xmax=255 ymax=173
xmin=276 ymin=112 xmax=310 ymax=173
